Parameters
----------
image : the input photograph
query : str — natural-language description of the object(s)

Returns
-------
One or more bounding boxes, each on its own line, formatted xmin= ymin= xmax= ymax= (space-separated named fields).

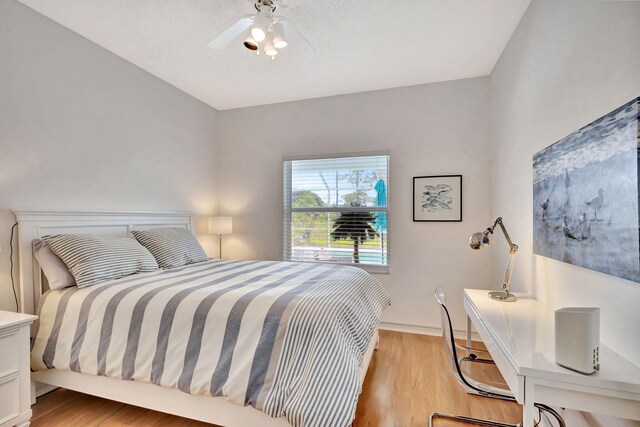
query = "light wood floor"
xmin=31 ymin=330 xmax=522 ymax=427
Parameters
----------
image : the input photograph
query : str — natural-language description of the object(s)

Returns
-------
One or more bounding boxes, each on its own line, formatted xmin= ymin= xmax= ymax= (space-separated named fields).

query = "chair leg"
xmin=429 ymin=406 xmax=565 ymax=427
xmin=429 ymin=412 xmax=522 ymax=427
xmin=534 ymin=403 xmax=566 ymax=427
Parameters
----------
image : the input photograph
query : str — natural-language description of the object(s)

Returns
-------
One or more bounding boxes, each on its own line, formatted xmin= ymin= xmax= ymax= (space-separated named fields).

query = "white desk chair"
xmin=430 ymin=287 xmax=565 ymax=427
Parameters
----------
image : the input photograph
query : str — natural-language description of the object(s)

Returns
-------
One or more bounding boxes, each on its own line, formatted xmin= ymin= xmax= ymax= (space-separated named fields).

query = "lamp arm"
xmin=490 ymin=217 xmax=519 ymax=293
xmin=489 ymin=217 xmax=518 ymax=253
xmin=502 ymin=247 xmax=517 ymax=292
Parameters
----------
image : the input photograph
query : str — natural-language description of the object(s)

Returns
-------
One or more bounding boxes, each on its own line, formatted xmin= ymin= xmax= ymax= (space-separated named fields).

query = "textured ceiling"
xmin=18 ymin=0 xmax=531 ymax=110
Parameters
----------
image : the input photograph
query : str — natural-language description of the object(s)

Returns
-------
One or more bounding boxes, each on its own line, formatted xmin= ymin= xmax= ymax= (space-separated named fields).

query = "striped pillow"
xmin=42 ymin=234 xmax=159 ymax=288
xmin=131 ymin=227 xmax=208 ymax=269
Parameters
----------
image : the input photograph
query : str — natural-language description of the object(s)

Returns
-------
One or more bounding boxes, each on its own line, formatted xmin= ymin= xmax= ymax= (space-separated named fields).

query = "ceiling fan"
xmin=207 ymin=0 xmax=315 ymax=60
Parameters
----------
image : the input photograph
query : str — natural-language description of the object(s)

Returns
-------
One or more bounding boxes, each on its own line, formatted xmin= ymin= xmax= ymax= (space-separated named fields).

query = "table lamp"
xmin=208 ymin=216 xmax=232 ymax=259
xmin=468 ymin=217 xmax=518 ymax=302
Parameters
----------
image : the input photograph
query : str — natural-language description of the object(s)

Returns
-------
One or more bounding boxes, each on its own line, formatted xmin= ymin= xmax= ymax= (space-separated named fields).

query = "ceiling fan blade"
xmin=207 ymin=15 xmax=254 ymax=49
xmin=274 ymin=0 xmax=314 ymax=10
xmin=278 ymin=17 xmax=316 ymax=53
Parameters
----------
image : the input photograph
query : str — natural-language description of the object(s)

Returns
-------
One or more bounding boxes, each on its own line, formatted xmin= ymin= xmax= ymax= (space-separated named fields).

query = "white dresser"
xmin=0 ymin=311 xmax=37 ymax=427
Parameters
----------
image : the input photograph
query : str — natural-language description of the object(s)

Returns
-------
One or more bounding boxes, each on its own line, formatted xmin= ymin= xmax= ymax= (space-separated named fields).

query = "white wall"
xmin=218 ymin=77 xmax=493 ymax=331
xmin=0 ymin=1 xmax=220 ymax=311
xmin=491 ymin=1 xmax=640 ymax=425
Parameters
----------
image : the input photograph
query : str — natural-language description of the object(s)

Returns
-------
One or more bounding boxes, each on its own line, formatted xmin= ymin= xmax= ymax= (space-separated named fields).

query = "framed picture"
xmin=413 ymin=175 xmax=462 ymax=222
xmin=533 ymin=97 xmax=640 ymax=283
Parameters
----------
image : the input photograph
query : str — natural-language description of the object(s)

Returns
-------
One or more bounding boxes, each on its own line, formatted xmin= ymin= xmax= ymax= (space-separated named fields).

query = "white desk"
xmin=463 ymin=289 xmax=640 ymax=427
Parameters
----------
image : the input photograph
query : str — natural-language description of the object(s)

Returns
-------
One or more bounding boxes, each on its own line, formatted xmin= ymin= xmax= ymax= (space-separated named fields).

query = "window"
xmin=283 ymin=153 xmax=389 ymax=272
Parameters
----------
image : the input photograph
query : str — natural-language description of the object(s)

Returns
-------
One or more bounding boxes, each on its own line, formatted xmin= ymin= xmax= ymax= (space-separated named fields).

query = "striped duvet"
xmin=31 ymin=259 xmax=390 ymax=427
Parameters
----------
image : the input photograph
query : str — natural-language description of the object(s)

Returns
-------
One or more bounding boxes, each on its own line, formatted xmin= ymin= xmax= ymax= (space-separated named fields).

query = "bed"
xmin=15 ymin=210 xmax=390 ymax=427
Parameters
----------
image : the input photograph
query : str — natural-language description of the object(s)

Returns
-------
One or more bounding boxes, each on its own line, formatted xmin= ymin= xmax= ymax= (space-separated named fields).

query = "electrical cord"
xmin=9 ymin=222 xmax=19 ymax=311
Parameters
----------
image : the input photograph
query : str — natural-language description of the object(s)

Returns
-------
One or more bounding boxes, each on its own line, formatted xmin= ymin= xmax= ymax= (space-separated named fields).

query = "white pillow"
xmin=33 ymin=238 xmax=76 ymax=290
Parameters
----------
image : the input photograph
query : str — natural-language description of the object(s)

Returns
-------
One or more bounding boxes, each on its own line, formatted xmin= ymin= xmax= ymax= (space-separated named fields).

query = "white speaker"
xmin=555 ymin=307 xmax=600 ymax=374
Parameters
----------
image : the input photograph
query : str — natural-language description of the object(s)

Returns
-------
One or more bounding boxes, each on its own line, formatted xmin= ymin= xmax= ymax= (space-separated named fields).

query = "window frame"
xmin=283 ymin=151 xmax=390 ymax=274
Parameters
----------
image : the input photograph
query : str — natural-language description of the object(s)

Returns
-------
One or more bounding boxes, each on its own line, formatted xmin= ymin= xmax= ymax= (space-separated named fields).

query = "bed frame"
xmin=14 ymin=210 xmax=379 ymax=427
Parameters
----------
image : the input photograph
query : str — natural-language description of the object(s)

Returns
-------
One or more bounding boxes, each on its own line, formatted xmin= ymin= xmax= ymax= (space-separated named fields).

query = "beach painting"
xmin=533 ymin=97 xmax=640 ymax=282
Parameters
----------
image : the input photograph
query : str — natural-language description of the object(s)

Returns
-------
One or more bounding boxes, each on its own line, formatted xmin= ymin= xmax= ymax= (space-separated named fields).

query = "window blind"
xmin=283 ymin=154 xmax=389 ymax=271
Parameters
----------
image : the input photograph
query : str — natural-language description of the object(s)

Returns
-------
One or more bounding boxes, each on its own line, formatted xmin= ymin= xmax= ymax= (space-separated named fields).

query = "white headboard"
xmin=13 ymin=210 xmax=195 ymax=316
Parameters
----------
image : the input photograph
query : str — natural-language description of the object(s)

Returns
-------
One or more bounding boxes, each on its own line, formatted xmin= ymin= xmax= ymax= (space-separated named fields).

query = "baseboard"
xmin=378 ymin=321 xmax=481 ymax=342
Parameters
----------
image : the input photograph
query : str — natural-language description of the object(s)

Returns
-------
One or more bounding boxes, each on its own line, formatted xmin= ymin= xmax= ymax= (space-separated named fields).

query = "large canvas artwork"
xmin=533 ymin=97 xmax=640 ymax=282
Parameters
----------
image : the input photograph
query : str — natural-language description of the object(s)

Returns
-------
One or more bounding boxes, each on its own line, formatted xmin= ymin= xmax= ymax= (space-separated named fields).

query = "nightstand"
xmin=0 ymin=311 xmax=37 ymax=427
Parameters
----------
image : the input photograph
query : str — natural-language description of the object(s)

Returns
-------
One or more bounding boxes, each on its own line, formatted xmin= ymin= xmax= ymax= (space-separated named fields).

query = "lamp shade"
xmin=469 ymin=230 xmax=491 ymax=250
xmin=250 ymin=13 xmax=268 ymax=42
xmin=208 ymin=216 xmax=232 ymax=235
xmin=272 ymin=22 xmax=288 ymax=49
xmin=243 ymin=35 xmax=259 ymax=51
xmin=264 ymin=32 xmax=278 ymax=58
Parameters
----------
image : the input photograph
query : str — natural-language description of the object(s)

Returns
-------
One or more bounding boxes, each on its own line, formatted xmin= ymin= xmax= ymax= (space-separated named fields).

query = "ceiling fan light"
xmin=273 ymin=38 xmax=287 ymax=49
xmin=265 ymin=46 xmax=278 ymax=57
xmin=250 ymin=13 xmax=268 ymax=42
xmin=243 ymin=36 xmax=259 ymax=51
xmin=272 ymin=22 xmax=288 ymax=49
xmin=251 ymin=27 xmax=266 ymax=42
xmin=264 ymin=32 xmax=278 ymax=58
